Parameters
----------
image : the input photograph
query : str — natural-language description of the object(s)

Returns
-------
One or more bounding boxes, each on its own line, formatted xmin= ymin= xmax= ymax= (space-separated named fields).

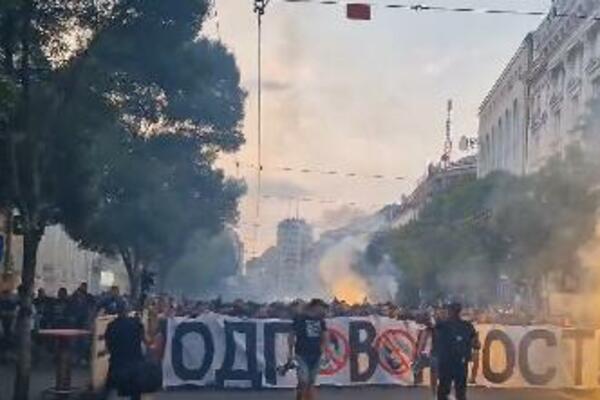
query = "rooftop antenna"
xmin=441 ymin=99 xmax=453 ymax=168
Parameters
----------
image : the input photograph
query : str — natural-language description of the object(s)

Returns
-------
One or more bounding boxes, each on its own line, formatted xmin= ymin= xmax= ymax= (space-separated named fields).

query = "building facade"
xmin=393 ymin=155 xmax=478 ymax=226
xmin=277 ymin=218 xmax=313 ymax=274
xmin=478 ymin=0 xmax=600 ymax=176
xmin=478 ymin=36 xmax=533 ymax=177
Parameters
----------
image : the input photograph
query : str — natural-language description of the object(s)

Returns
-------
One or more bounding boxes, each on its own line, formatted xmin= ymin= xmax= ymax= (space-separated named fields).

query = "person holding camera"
xmin=287 ymin=299 xmax=328 ymax=400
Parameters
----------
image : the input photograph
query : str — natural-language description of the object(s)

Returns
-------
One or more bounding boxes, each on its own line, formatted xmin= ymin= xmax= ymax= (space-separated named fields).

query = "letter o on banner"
xmin=482 ymin=329 xmax=516 ymax=384
xmin=172 ymin=322 xmax=215 ymax=381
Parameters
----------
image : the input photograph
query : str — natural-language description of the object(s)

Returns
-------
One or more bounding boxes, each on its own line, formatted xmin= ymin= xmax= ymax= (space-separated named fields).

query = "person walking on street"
xmin=434 ymin=302 xmax=480 ymax=400
xmin=288 ymin=299 xmax=328 ymax=400
xmin=105 ymin=302 xmax=147 ymax=400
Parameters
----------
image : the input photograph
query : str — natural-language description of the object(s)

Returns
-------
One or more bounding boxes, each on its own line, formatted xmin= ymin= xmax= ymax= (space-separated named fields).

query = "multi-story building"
xmin=478 ymin=36 xmax=533 ymax=177
xmin=0 ymin=220 xmax=128 ymax=294
xmin=393 ymin=155 xmax=477 ymax=226
xmin=277 ymin=218 xmax=313 ymax=274
xmin=478 ymin=0 xmax=600 ymax=176
xmin=36 ymin=226 xmax=101 ymax=294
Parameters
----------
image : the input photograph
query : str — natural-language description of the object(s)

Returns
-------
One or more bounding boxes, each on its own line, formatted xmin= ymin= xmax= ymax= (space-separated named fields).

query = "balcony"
xmin=531 ymin=110 xmax=547 ymax=132
xmin=586 ymin=57 xmax=600 ymax=76
xmin=549 ymin=92 xmax=564 ymax=112
xmin=567 ymin=77 xmax=582 ymax=98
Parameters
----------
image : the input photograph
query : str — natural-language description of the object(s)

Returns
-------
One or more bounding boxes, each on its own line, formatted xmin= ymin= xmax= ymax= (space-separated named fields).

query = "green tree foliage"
xmin=65 ymin=133 xmax=245 ymax=301
xmin=374 ymin=149 xmax=599 ymax=306
xmin=0 ymin=2 xmax=117 ymax=397
xmin=162 ymin=229 xmax=241 ymax=297
xmin=58 ymin=0 xmax=246 ymax=301
xmin=1 ymin=1 xmax=246 ymax=398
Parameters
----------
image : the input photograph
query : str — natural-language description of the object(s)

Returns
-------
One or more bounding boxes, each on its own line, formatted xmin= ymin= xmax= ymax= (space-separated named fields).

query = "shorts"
xmin=295 ymin=355 xmax=320 ymax=386
xmin=412 ymin=353 xmax=438 ymax=375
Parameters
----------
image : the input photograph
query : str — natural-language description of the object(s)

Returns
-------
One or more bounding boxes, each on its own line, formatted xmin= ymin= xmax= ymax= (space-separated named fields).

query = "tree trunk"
xmin=157 ymin=266 xmax=168 ymax=293
xmin=121 ymin=248 xmax=142 ymax=309
xmin=128 ymin=266 xmax=141 ymax=307
xmin=13 ymin=229 xmax=41 ymax=400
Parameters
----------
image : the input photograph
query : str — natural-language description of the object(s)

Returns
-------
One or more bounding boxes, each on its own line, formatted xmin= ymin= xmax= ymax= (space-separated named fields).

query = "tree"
xmin=375 ymin=150 xmax=599 ymax=306
xmin=162 ymin=229 xmax=241 ymax=297
xmin=1 ymin=1 xmax=246 ymax=397
xmin=0 ymin=2 xmax=119 ymax=397
xmin=65 ymin=133 xmax=244 ymax=302
xmin=60 ymin=0 xmax=247 ymax=302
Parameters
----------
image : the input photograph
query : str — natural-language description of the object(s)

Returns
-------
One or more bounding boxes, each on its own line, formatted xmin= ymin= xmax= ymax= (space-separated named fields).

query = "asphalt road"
xmin=1 ymin=364 xmax=597 ymax=400
xmin=154 ymin=387 xmax=599 ymax=400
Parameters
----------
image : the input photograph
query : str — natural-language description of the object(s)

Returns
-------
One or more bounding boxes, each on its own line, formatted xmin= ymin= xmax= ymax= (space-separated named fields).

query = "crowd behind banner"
xmin=161 ymin=314 xmax=600 ymax=390
xmin=3 ymin=286 xmax=596 ymax=390
xmin=0 ymin=283 xmax=127 ymax=364
xmin=143 ymin=296 xmax=578 ymax=326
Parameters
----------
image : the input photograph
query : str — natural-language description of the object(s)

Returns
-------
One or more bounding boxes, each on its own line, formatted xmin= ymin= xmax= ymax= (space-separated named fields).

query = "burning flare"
xmin=331 ymin=276 xmax=368 ymax=305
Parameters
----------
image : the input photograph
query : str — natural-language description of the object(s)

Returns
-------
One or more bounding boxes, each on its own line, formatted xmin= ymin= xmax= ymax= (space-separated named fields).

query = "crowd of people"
xmin=0 ymin=283 xmax=128 ymax=363
xmin=145 ymin=295 xmax=566 ymax=327
xmin=0 ymin=284 xmax=581 ymax=400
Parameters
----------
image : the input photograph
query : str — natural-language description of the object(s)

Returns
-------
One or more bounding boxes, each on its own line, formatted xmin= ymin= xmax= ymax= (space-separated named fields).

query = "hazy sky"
xmin=211 ymin=0 xmax=551 ymax=256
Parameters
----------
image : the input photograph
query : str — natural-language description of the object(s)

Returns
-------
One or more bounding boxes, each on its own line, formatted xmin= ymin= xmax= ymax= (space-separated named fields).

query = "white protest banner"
xmin=473 ymin=325 xmax=600 ymax=389
xmin=162 ymin=315 xmax=600 ymax=389
xmin=162 ymin=314 xmax=420 ymax=388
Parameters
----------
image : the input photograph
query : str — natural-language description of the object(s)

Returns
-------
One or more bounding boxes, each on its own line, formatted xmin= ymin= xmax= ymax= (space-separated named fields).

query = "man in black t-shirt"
xmin=288 ymin=299 xmax=327 ymax=400
xmin=434 ymin=302 xmax=479 ymax=400
xmin=105 ymin=302 xmax=146 ymax=400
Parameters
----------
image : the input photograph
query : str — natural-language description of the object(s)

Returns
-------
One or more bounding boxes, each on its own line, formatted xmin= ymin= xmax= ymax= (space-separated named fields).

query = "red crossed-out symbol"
xmin=375 ymin=329 xmax=417 ymax=377
xmin=320 ymin=328 xmax=350 ymax=376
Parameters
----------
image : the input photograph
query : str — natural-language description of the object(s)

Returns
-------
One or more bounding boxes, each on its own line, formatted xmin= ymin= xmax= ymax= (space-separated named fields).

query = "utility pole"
xmin=252 ymin=0 xmax=270 ymax=257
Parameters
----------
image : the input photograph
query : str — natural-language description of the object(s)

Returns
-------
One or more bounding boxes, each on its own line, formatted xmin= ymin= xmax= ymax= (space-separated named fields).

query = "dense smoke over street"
xmin=4 ymin=0 xmax=600 ymax=399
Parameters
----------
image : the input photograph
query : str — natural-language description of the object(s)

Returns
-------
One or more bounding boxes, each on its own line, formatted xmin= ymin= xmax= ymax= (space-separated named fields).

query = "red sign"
xmin=320 ymin=328 xmax=350 ymax=376
xmin=375 ymin=329 xmax=416 ymax=377
xmin=347 ymin=3 xmax=371 ymax=20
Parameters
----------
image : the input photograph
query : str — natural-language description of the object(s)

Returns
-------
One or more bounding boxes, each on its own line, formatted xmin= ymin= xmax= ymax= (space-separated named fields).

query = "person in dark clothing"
xmin=0 ymin=289 xmax=17 ymax=360
xmin=73 ymin=283 xmax=95 ymax=317
xmin=98 ymin=285 xmax=125 ymax=315
xmin=49 ymin=288 xmax=70 ymax=329
xmin=288 ymin=299 xmax=328 ymax=400
xmin=434 ymin=302 xmax=480 ymax=400
xmin=33 ymin=288 xmax=50 ymax=329
xmin=69 ymin=284 xmax=95 ymax=364
xmin=105 ymin=302 xmax=147 ymax=400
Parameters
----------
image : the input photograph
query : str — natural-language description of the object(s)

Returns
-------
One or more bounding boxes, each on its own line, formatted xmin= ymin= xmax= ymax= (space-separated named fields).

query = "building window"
xmin=593 ymin=77 xmax=600 ymax=98
xmin=588 ymin=24 xmax=600 ymax=59
xmin=551 ymin=64 xmax=566 ymax=96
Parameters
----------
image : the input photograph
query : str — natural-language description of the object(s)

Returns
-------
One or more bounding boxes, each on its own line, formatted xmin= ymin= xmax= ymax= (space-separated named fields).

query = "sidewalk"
xmin=0 ymin=360 xmax=90 ymax=399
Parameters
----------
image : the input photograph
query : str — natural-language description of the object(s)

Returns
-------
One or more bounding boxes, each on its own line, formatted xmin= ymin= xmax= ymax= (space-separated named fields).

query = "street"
xmin=155 ymin=387 xmax=597 ymax=400
xmin=2 ymin=363 xmax=597 ymax=400
xmin=1 ymin=363 xmax=598 ymax=399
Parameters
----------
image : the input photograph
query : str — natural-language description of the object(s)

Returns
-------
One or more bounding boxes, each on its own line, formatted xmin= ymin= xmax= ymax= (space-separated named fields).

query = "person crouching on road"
xmin=288 ymin=298 xmax=328 ymax=400
xmin=434 ymin=302 xmax=480 ymax=400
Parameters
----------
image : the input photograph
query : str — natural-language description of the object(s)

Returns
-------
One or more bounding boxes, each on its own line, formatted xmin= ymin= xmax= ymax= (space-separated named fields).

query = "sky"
xmin=210 ymin=0 xmax=552 ymax=257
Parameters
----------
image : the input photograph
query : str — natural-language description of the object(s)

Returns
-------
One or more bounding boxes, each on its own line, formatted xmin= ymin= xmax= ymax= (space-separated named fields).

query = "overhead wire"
xmin=280 ymin=0 xmax=600 ymax=22
xmin=245 ymin=0 xmax=567 ymax=255
xmin=232 ymin=161 xmax=406 ymax=182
